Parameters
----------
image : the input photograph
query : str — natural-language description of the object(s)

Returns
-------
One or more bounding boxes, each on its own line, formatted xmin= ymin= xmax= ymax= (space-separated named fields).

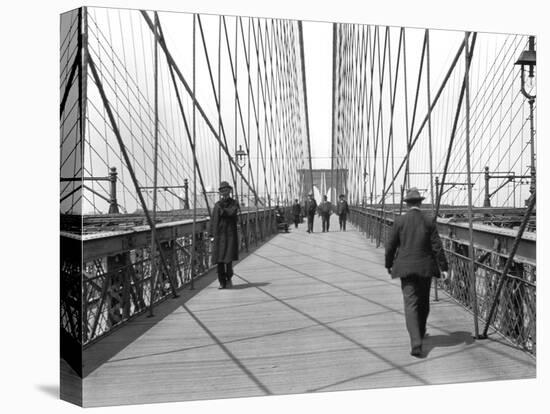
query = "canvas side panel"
xmin=60 ymin=6 xmax=83 ymax=407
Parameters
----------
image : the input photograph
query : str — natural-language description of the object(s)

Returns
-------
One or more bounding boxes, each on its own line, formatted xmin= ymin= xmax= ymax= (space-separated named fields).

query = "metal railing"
xmin=349 ymin=206 xmax=536 ymax=355
xmin=61 ymin=208 xmax=278 ymax=346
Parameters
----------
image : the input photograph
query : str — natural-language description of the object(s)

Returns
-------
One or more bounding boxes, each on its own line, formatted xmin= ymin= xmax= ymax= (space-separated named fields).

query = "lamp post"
xmin=363 ymin=170 xmax=368 ymax=207
xmin=515 ymin=36 xmax=536 ymax=202
xmin=235 ymin=144 xmax=247 ymax=207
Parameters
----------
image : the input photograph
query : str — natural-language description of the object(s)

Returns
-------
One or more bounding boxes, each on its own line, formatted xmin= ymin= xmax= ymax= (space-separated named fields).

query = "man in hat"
xmin=305 ymin=192 xmax=317 ymax=233
xmin=385 ymin=187 xmax=448 ymax=357
xmin=336 ymin=194 xmax=350 ymax=231
xmin=291 ymin=198 xmax=302 ymax=229
xmin=209 ymin=181 xmax=240 ymax=289
xmin=317 ymin=195 xmax=333 ymax=232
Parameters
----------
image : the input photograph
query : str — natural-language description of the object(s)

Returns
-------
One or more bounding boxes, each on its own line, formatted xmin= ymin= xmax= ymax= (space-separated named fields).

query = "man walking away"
xmin=385 ymin=188 xmax=448 ymax=357
xmin=292 ymin=198 xmax=302 ymax=229
xmin=336 ymin=194 xmax=350 ymax=231
xmin=209 ymin=181 xmax=240 ymax=289
xmin=305 ymin=192 xmax=317 ymax=233
xmin=317 ymin=195 xmax=333 ymax=232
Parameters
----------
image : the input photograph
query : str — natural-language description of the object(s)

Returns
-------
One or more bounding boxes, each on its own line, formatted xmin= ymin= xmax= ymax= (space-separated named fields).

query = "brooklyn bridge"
xmin=60 ymin=7 xmax=536 ymax=407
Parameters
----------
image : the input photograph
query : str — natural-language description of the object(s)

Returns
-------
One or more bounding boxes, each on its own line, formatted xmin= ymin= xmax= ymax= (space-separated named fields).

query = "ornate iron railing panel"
xmin=60 ymin=208 xmax=277 ymax=346
xmin=349 ymin=206 xmax=536 ymax=355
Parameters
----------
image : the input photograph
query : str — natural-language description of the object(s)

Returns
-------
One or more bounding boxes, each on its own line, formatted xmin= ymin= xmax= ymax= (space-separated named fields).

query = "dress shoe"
xmin=226 ymin=279 xmax=233 ymax=288
xmin=410 ymin=346 xmax=422 ymax=357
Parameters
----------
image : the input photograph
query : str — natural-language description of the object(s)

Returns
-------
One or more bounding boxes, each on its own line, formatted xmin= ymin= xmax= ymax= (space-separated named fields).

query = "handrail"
xmin=60 ymin=208 xmax=279 ymax=346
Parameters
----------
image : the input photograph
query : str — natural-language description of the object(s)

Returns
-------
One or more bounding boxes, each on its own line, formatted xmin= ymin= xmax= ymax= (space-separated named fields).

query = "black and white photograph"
xmin=2 ymin=1 xmax=548 ymax=413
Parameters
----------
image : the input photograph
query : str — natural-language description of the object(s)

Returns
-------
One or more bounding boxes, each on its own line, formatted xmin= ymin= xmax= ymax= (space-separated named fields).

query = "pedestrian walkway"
xmin=81 ymin=215 xmax=535 ymax=407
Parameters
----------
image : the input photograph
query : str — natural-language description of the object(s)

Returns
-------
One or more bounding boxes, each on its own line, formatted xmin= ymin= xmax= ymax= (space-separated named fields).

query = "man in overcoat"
xmin=317 ymin=195 xmax=333 ymax=232
xmin=209 ymin=181 xmax=240 ymax=289
xmin=336 ymin=194 xmax=350 ymax=231
xmin=385 ymin=188 xmax=448 ymax=357
xmin=305 ymin=192 xmax=317 ymax=233
xmin=292 ymin=199 xmax=302 ymax=228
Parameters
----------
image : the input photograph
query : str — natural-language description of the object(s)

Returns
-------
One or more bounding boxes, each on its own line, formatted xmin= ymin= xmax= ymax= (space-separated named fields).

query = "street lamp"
xmin=235 ymin=144 xmax=247 ymax=206
xmin=515 ymin=36 xmax=536 ymax=201
xmin=363 ymin=170 xmax=368 ymax=207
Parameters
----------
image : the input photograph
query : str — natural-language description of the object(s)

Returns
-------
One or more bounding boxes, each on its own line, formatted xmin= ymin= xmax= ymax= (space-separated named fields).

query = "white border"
xmin=1 ymin=1 xmax=546 ymax=413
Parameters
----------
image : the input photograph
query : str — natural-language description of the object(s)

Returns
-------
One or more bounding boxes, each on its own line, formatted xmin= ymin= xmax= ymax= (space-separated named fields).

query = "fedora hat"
xmin=218 ymin=181 xmax=232 ymax=191
xmin=403 ymin=187 xmax=425 ymax=202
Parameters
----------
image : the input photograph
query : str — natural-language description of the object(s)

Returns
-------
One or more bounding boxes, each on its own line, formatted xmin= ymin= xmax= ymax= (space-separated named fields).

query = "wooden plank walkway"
xmin=82 ymin=216 xmax=535 ymax=407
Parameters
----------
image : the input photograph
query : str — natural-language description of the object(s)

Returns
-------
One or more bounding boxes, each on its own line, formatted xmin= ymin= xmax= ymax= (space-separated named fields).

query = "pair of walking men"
xmin=304 ymin=193 xmax=349 ymax=233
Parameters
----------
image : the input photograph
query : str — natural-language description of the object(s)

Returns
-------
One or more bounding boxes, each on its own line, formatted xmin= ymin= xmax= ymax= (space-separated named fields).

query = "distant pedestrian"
xmin=336 ymin=194 xmax=349 ymax=231
xmin=305 ymin=192 xmax=317 ymax=233
xmin=292 ymin=199 xmax=302 ymax=228
xmin=317 ymin=195 xmax=333 ymax=232
xmin=209 ymin=181 xmax=240 ymax=289
xmin=385 ymin=188 xmax=448 ymax=357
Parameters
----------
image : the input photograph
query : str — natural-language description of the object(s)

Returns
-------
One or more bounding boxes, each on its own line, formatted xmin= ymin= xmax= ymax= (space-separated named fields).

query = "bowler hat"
xmin=218 ymin=181 xmax=232 ymax=191
xmin=403 ymin=187 xmax=425 ymax=202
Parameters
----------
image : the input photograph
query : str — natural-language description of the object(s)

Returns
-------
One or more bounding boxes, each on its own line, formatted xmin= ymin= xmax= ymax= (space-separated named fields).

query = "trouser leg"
xmin=225 ymin=262 xmax=233 ymax=281
xmin=417 ymin=277 xmax=432 ymax=337
xmin=217 ymin=263 xmax=226 ymax=287
xmin=322 ymin=214 xmax=329 ymax=232
xmin=342 ymin=215 xmax=347 ymax=231
xmin=401 ymin=275 xmax=423 ymax=349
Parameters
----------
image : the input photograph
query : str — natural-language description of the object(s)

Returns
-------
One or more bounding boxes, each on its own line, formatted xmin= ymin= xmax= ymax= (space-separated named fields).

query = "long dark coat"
xmin=317 ymin=201 xmax=332 ymax=215
xmin=305 ymin=199 xmax=317 ymax=217
xmin=209 ymin=197 xmax=240 ymax=264
xmin=385 ymin=208 xmax=448 ymax=279
xmin=336 ymin=200 xmax=349 ymax=215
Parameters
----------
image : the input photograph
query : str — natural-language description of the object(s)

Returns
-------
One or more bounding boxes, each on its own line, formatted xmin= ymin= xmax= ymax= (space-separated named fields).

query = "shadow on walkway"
xmin=230 ymin=281 xmax=270 ymax=290
xmin=422 ymin=331 xmax=475 ymax=356
xmin=82 ymin=269 xmax=218 ymax=378
xmin=82 ymin=234 xmax=278 ymax=379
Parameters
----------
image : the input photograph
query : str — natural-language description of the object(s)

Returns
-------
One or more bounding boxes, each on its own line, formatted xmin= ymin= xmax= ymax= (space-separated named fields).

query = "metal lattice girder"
xmin=65 ymin=210 xmax=278 ymax=345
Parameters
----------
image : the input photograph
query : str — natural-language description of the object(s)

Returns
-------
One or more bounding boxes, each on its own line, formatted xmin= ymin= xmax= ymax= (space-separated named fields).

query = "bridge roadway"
xmin=81 ymin=216 xmax=535 ymax=407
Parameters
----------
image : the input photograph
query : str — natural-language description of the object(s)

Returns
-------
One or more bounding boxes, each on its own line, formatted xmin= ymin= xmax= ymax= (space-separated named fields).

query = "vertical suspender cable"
xmin=463 ymin=32 xmax=480 ymax=338
xmin=426 ymin=29 xmax=438 ymax=301
xmin=218 ymin=17 xmax=222 ymax=189
xmin=330 ymin=23 xmax=337 ymax=201
xmin=191 ymin=14 xmax=197 ymax=290
xmin=148 ymin=14 xmax=160 ymax=317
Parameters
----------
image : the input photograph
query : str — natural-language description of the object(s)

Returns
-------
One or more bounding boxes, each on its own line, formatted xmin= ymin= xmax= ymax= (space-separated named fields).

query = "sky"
xmin=302 ymin=21 xmax=333 ymax=168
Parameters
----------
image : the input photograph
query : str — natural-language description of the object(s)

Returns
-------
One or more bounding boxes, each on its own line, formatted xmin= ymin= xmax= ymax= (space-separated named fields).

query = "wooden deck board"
xmin=82 ymin=216 xmax=535 ymax=407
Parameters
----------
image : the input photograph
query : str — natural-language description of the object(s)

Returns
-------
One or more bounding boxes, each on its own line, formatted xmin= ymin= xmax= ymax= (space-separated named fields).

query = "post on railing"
xmin=184 ymin=178 xmax=190 ymax=210
xmin=434 ymin=176 xmax=439 ymax=205
xmin=483 ymin=166 xmax=491 ymax=207
xmin=108 ymin=167 xmax=119 ymax=214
